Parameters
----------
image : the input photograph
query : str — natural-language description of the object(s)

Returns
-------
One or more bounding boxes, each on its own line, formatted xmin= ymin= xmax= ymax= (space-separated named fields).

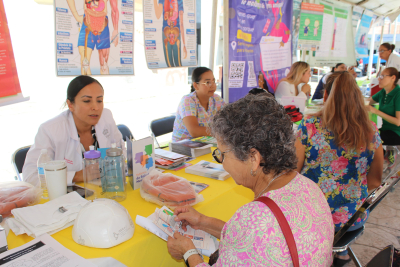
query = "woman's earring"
xmin=250 ymin=169 xmax=256 ymax=176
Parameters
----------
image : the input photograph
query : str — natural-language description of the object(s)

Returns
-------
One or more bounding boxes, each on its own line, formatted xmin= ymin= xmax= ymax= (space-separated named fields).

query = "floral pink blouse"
xmin=197 ymin=173 xmax=334 ymax=267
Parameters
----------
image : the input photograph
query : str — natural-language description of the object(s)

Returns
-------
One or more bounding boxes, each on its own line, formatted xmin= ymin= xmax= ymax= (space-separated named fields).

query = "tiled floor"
xmin=345 ymin=182 xmax=400 ymax=266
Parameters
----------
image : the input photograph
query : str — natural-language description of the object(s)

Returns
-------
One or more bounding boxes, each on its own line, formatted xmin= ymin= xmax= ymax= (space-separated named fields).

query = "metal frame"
xmin=11 ymin=145 xmax=31 ymax=181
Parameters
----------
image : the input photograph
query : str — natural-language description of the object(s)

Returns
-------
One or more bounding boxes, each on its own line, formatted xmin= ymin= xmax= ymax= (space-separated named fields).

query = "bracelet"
xmin=184 ymin=249 xmax=202 ymax=267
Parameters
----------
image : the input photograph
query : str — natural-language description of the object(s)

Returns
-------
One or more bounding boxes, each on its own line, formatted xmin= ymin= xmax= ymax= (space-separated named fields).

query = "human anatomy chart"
xmin=143 ymin=0 xmax=197 ymax=69
xmin=55 ymin=0 xmax=134 ymax=76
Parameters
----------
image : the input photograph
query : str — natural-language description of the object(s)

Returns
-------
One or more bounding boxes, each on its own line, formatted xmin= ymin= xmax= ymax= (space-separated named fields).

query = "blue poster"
xmin=228 ymin=0 xmax=293 ymax=103
xmin=354 ymin=10 xmax=373 ymax=58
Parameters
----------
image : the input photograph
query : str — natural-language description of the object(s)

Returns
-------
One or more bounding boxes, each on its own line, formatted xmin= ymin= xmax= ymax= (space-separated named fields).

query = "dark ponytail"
xmin=190 ymin=67 xmax=212 ymax=93
xmin=381 ymin=43 xmax=395 ymax=53
xmin=332 ymin=63 xmax=345 ymax=73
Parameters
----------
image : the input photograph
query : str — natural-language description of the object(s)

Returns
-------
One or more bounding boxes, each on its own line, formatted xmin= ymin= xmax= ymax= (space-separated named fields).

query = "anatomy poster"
xmin=0 ymin=0 xmax=21 ymax=98
xmin=297 ymin=3 xmax=324 ymax=51
xmin=54 ymin=0 xmax=134 ymax=76
xmin=143 ymin=0 xmax=197 ymax=69
xmin=228 ymin=0 xmax=293 ymax=103
xmin=309 ymin=0 xmax=356 ymax=68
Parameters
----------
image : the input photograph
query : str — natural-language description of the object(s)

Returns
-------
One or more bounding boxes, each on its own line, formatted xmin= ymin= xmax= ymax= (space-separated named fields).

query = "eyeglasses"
xmin=378 ymin=50 xmax=388 ymax=53
xmin=378 ymin=75 xmax=391 ymax=79
xmin=197 ymin=80 xmax=218 ymax=88
xmin=212 ymin=148 xmax=231 ymax=163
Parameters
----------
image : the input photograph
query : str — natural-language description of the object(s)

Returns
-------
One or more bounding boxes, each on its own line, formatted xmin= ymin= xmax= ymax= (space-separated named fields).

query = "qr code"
xmin=229 ymin=61 xmax=245 ymax=80
xmin=248 ymin=61 xmax=256 ymax=80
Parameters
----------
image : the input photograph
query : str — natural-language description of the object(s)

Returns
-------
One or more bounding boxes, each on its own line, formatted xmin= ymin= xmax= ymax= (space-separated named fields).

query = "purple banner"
xmin=228 ymin=0 xmax=293 ymax=103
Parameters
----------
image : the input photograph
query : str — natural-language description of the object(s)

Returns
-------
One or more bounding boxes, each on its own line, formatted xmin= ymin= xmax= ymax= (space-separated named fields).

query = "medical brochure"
xmin=185 ymin=161 xmax=231 ymax=181
xmin=135 ymin=206 xmax=218 ymax=256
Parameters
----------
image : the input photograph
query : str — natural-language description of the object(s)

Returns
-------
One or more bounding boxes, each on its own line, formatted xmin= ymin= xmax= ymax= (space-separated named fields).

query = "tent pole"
xmin=393 ymin=19 xmax=398 ymax=46
xmin=209 ymin=0 xmax=218 ymax=72
xmin=223 ymin=0 xmax=229 ymax=103
xmin=376 ymin=24 xmax=385 ymax=72
xmin=368 ymin=26 xmax=376 ymax=80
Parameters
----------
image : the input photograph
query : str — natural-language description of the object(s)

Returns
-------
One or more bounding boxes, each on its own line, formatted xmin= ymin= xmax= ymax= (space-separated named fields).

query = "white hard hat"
xmin=72 ymin=199 xmax=134 ymax=248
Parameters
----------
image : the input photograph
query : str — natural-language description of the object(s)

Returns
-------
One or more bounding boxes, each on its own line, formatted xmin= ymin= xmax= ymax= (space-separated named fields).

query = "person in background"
xmin=172 ymin=67 xmax=225 ymax=142
xmin=295 ymin=71 xmax=383 ymax=267
xmin=167 ymin=93 xmax=334 ymax=266
xmin=368 ymin=68 xmax=400 ymax=163
xmin=378 ymin=43 xmax=400 ymax=84
xmin=257 ymin=72 xmax=271 ymax=94
xmin=23 ymin=75 xmax=125 ymax=187
xmin=312 ymin=63 xmax=346 ymax=100
xmin=274 ymin=61 xmax=311 ymax=99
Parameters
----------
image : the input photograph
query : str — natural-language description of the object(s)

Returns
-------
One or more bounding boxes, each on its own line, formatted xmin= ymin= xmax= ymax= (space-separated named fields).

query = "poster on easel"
xmin=297 ymin=3 xmax=324 ymax=51
xmin=228 ymin=0 xmax=293 ymax=103
xmin=142 ymin=0 xmax=197 ymax=69
xmin=309 ymin=0 xmax=356 ymax=68
xmin=0 ymin=0 xmax=29 ymax=107
xmin=354 ymin=9 xmax=373 ymax=58
xmin=54 ymin=0 xmax=134 ymax=76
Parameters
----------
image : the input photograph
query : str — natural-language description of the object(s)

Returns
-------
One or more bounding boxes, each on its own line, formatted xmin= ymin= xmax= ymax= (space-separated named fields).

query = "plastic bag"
xmin=0 ymin=181 xmax=42 ymax=218
xmin=140 ymin=170 xmax=204 ymax=209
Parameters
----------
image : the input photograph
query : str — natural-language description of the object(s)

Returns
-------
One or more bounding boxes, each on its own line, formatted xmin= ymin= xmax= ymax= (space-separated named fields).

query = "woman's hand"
xmin=73 ymin=170 xmax=84 ymax=183
xmin=167 ymin=232 xmax=196 ymax=260
xmin=367 ymin=105 xmax=377 ymax=114
xmin=174 ymin=206 xmax=204 ymax=231
xmin=301 ymin=84 xmax=311 ymax=94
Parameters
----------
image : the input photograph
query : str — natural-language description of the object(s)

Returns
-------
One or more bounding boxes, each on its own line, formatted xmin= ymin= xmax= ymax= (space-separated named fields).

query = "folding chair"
xmin=117 ymin=124 xmax=134 ymax=142
xmin=333 ymin=172 xmax=400 ymax=267
xmin=364 ymin=245 xmax=395 ymax=267
xmin=149 ymin=115 xmax=176 ymax=148
xmin=11 ymin=146 xmax=31 ymax=181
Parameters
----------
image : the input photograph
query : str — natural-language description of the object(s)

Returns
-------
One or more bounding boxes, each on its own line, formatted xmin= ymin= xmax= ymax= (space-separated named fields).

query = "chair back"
xmin=364 ymin=245 xmax=394 ymax=267
xmin=149 ymin=115 xmax=176 ymax=147
xmin=117 ymin=124 xmax=133 ymax=142
xmin=11 ymin=146 xmax=31 ymax=181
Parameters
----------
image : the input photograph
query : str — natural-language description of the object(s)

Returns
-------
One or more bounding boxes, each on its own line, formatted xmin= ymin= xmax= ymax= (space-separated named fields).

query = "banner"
xmin=228 ymin=0 xmax=293 ymax=103
xmin=54 ymin=0 xmax=134 ymax=76
xmin=352 ymin=6 xmax=364 ymax=38
xmin=0 ymin=0 xmax=28 ymax=106
xmin=309 ymin=0 xmax=356 ymax=68
xmin=297 ymin=3 xmax=324 ymax=51
xmin=291 ymin=0 xmax=302 ymax=59
xmin=354 ymin=9 xmax=373 ymax=58
xmin=143 ymin=0 xmax=197 ymax=69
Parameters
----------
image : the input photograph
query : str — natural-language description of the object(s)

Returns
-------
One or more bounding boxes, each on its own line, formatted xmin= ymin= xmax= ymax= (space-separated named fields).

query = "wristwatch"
xmin=184 ymin=249 xmax=203 ymax=267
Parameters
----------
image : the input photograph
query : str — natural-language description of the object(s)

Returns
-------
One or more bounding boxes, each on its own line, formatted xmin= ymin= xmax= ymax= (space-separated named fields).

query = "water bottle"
xmin=83 ymin=145 xmax=104 ymax=200
xmin=37 ymin=149 xmax=52 ymax=199
xmin=104 ymin=143 xmax=126 ymax=202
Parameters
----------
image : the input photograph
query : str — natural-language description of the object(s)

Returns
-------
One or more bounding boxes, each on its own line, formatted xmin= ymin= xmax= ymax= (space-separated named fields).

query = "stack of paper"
xmin=170 ymin=139 xmax=212 ymax=157
xmin=135 ymin=206 xmax=219 ymax=257
xmin=155 ymin=149 xmax=192 ymax=171
xmin=185 ymin=160 xmax=231 ymax=181
xmin=191 ymin=136 xmax=218 ymax=147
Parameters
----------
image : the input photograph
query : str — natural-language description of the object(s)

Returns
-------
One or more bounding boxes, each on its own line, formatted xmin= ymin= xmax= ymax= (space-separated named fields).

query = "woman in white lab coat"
xmin=23 ymin=76 xmax=125 ymax=187
xmin=274 ymin=61 xmax=312 ymax=99
xmin=379 ymin=43 xmax=400 ymax=85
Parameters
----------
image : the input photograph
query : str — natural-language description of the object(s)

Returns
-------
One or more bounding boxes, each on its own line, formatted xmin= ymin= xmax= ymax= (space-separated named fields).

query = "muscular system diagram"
xmin=67 ymin=0 xmax=119 ymax=75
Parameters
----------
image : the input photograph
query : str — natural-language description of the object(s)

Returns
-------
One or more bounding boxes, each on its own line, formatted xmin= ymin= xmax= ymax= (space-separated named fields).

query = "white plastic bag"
xmin=140 ymin=170 xmax=203 ymax=209
xmin=0 ymin=181 xmax=42 ymax=218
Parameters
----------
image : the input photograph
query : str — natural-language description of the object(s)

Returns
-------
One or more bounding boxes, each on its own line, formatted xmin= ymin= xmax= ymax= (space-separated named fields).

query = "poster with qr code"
xmin=247 ymin=61 xmax=257 ymax=88
xmin=229 ymin=61 xmax=245 ymax=88
xmin=228 ymin=0 xmax=293 ymax=102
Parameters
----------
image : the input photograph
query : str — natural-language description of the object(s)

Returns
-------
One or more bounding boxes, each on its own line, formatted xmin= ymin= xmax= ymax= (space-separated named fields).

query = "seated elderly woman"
xmin=167 ymin=93 xmax=334 ymax=266
xmin=295 ymin=71 xmax=383 ymax=267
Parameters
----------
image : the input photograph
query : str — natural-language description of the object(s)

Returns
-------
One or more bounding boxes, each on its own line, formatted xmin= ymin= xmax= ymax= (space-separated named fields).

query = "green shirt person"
xmin=368 ymin=67 xmax=400 ymax=147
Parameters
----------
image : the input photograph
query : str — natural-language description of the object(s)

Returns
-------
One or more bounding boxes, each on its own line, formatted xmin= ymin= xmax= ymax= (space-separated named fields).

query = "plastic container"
xmin=37 ymin=149 xmax=52 ymax=199
xmin=104 ymin=144 xmax=126 ymax=202
xmin=83 ymin=146 xmax=104 ymax=201
xmin=44 ymin=160 xmax=67 ymax=200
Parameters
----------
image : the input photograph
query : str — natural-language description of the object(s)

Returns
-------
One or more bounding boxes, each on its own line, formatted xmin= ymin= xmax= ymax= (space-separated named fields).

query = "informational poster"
xmin=309 ymin=0 xmax=356 ymax=68
xmin=354 ymin=9 xmax=373 ymax=58
xmin=228 ymin=0 xmax=293 ymax=102
xmin=0 ymin=0 xmax=21 ymax=98
xmin=291 ymin=0 xmax=302 ymax=59
xmin=54 ymin=0 xmax=134 ymax=76
xmin=352 ymin=6 xmax=364 ymax=37
xmin=143 ymin=0 xmax=197 ymax=69
xmin=297 ymin=3 xmax=324 ymax=51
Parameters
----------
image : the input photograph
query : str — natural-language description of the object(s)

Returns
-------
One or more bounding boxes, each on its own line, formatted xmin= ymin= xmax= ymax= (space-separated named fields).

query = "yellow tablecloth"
xmin=7 ymin=153 xmax=253 ymax=266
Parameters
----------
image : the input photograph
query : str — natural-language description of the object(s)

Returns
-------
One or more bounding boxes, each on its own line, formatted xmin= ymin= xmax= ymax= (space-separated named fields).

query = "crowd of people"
xmin=21 ymin=42 xmax=400 ymax=266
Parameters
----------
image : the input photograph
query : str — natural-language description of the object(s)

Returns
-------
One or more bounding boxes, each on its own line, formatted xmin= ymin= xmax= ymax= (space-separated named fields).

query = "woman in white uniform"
xmin=379 ymin=43 xmax=400 ymax=85
xmin=23 ymin=76 xmax=125 ymax=187
xmin=275 ymin=61 xmax=312 ymax=99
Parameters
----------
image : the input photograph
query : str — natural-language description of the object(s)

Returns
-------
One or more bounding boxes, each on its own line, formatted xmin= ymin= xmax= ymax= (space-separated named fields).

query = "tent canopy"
xmin=338 ymin=0 xmax=400 ymax=17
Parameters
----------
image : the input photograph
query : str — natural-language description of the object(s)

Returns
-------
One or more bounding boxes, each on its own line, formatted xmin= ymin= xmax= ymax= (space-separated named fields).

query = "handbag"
xmin=208 ymin=196 xmax=299 ymax=267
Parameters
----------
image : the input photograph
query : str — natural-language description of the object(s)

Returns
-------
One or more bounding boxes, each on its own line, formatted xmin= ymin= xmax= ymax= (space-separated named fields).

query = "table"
xmin=7 ymin=153 xmax=253 ymax=266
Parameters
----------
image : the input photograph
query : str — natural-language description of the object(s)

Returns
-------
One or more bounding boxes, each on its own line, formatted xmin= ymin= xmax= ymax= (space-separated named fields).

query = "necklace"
xmin=254 ymin=170 xmax=290 ymax=199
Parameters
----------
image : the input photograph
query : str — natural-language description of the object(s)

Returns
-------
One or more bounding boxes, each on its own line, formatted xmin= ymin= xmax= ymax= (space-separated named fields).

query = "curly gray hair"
xmin=210 ymin=93 xmax=297 ymax=175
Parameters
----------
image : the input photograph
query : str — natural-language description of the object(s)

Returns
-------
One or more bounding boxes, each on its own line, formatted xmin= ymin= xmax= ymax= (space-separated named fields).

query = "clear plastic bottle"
xmin=104 ymin=143 xmax=126 ymax=202
xmin=37 ymin=149 xmax=52 ymax=199
xmin=83 ymin=145 xmax=104 ymax=200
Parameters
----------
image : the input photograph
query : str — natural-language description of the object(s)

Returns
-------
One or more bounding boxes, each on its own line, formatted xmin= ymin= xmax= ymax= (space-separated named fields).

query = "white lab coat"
xmin=387 ymin=53 xmax=400 ymax=85
xmin=22 ymin=108 xmax=126 ymax=187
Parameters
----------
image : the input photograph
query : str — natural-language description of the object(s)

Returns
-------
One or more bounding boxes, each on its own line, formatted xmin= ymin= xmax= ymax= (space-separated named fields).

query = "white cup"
xmin=45 ymin=160 xmax=67 ymax=200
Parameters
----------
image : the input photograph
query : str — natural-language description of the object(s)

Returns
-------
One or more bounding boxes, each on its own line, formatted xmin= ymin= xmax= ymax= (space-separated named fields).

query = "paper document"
xmin=0 ymin=234 xmax=96 ymax=267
